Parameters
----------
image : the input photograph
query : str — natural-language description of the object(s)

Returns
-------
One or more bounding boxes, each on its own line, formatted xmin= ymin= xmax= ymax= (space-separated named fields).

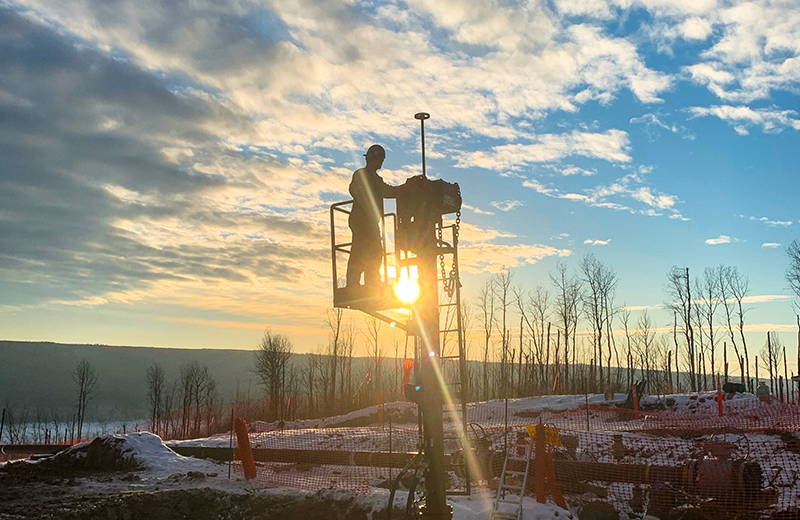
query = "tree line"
xmin=6 ymin=246 xmax=800 ymax=443
xmin=239 ymin=250 xmax=800 ymax=424
xmin=3 ymin=359 xmax=103 ymax=444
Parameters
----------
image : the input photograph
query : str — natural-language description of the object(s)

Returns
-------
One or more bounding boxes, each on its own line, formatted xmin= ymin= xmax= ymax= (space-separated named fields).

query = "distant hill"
xmin=0 ymin=341 xmax=265 ymax=421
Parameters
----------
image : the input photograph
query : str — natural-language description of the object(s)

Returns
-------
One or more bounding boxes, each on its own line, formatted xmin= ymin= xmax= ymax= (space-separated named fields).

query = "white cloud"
xmin=561 ymin=165 xmax=596 ymax=176
xmin=490 ymin=200 xmax=523 ymax=212
xmin=705 ymin=235 xmax=732 ymax=245
xmin=584 ymin=238 xmax=611 ymax=245
xmin=742 ymin=323 xmax=799 ymax=332
xmin=13 ymin=0 xmax=672 ymax=153
xmin=456 ymin=129 xmax=632 ymax=171
xmin=631 ymin=113 xmax=679 ymax=132
xmin=762 ymin=242 xmax=781 ymax=248
xmin=460 ymin=243 xmax=573 ymax=274
xmin=456 ymin=223 xmax=571 ymax=273
xmin=523 ymin=171 xmax=684 ymax=219
xmin=681 ymin=1 xmax=800 ymax=103
xmin=630 ymin=186 xmax=677 ymax=209
xmin=740 ymin=294 xmax=790 ymax=304
xmin=629 ymin=112 xmax=695 ymax=139
xmin=679 ymin=17 xmax=713 ymax=40
xmin=750 ymin=216 xmax=793 ymax=226
xmin=624 ymin=304 xmax=660 ymax=311
xmin=462 ymin=204 xmax=495 ymax=215
xmin=688 ymin=105 xmax=800 ymax=134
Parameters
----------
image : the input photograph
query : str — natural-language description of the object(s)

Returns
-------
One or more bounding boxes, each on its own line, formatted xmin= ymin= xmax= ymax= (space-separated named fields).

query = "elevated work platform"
xmin=332 ymin=283 xmax=403 ymax=312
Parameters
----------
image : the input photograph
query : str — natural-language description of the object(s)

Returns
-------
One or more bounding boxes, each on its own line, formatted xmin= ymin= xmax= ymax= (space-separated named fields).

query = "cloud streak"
xmin=688 ymin=105 xmax=800 ymax=135
xmin=705 ymin=235 xmax=733 ymax=245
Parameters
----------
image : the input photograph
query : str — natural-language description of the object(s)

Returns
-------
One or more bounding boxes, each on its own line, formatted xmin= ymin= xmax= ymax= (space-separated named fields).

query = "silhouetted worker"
xmin=347 ymin=145 xmax=398 ymax=288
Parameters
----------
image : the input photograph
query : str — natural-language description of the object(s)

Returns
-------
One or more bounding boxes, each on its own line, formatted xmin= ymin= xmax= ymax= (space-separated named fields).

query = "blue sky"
xmin=1 ymin=0 xmax=800 ymax=372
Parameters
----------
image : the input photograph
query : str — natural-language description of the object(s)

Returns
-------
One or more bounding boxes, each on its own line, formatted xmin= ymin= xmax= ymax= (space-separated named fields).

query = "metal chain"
xmin=438 ymin=221 xmax=448 ymax=292
xmin=441 ymin=184 xmax=462 ymax=298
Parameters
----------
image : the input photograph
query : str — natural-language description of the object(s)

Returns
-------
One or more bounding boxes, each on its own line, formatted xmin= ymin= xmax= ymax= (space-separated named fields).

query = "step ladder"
xmin=490 ymin=442 xmax=533 ymax=520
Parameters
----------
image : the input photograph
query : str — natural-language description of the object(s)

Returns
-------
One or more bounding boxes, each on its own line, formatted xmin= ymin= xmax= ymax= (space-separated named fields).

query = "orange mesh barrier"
xmin=233 ymin=395 xmax=800 ymax=517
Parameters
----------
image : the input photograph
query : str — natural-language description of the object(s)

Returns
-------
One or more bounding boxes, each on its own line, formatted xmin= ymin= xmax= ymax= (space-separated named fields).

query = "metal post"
xmin=228 ymin=407 xmax=234 ymax=479
xmin=535 ymin=419 xmax=546 ymax=503
xmin=585 ymin=377 xmax=590 ymax=431
xmin=504 ymin=397 xmax=508 ymax=455
xmin=415 ymin=112 xmax=429 ymax=178
xmin=417 ymin=226 xmax=451 ymax=520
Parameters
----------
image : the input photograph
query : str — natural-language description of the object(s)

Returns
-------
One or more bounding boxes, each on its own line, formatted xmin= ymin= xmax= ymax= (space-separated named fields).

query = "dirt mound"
xmin=3 ymin=436 xmax=142 ymax=478
xmin=1 ymin=433 xmax=180 ymax=478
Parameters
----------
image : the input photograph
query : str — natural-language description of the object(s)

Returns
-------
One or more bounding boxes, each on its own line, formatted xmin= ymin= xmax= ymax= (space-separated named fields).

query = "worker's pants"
xmin=347 ymin=225 xmax=382 ymax=287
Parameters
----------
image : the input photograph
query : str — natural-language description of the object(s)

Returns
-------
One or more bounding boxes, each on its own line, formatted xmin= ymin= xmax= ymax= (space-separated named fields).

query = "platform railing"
xmin=329 ymin=199 xmax=397 ymax=294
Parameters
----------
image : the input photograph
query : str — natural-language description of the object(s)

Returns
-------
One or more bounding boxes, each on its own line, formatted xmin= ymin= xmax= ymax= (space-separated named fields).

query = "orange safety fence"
xmin=232 ymin=395 xmax=800 ymax=517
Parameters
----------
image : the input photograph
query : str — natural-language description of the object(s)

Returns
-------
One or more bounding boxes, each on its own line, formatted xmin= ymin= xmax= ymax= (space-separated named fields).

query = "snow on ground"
xmin=9 ymin=391 xmax=797 ymax=519
xmin=13 ymin=432 xmax=571 ymax=519
xmin=486 ymin=393 xmax=627 ymax=411
xmin=111 ymin=432 xmax=219 ymax=473
xmin=174 ymin=393 xmax=629 ymax=450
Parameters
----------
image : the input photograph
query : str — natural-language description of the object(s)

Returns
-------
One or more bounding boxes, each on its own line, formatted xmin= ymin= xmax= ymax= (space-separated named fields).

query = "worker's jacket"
xmin=349 ymin=168 xmax=397 ymax=231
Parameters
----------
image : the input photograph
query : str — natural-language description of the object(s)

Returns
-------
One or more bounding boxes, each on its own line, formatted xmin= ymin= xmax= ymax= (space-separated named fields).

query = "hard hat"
xmin=363 ymin=144 xmax=386 ymax=159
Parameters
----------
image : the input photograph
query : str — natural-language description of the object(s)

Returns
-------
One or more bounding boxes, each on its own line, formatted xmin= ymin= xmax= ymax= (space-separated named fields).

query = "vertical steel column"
xmin=414 ymin=111 xmax=452 ymax=520
xmin=417 ymin=221 xmax=451 ymax=520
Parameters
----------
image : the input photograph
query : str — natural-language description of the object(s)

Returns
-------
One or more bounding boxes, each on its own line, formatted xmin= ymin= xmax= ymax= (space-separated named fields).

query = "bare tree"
xmin=516 ymin=285 xmax=551 ymax=394
xmin=73 ymin=359 xmax=99 ymax=439
xmin=325 ymin=308 xmax=344 ymax=411
xmin=191 ymin=363 xmax=215 ymax=436
xmin=363 ymin=316 xmax=384 ymax=405
xmin=665 ymin=267 xmax=697 ymax=391
xmin=306 ymin=353 xmax=319 ymax=417
xmin=727 ymin=266 xmax=751 ymax=387
xmin=760 ymin=331 xmax=783 ymax=393
xmin=716 ymin=264 xmax=743 ymax=382
xmin=340 ymin=319 xmax=356 ymax=409
xmin=162 ymin=379 xmax=179 ymax=439
xmin=692 ymin=279 xmax=707 ymax=389
xmin=621 ymin=306 xmax=633 ymax=388
xmin=699 ymin=267 xmax=721 ymax=386
xmin=476 ymin=278 xmax=496 ymax=400
xmin=634 ymin=311 xmax=656 ymax=385
xmin=3 ymin=403 xmax=30 ymax=444
xmin=493 ymin=269 xmax=514 ymax=398
xmin=146 ymin=363 xmax=166 ymax=435
xmin=254 ymin=330 xmax=294 ymax=421
xmin=551 ymin=262 xmax=582 ymax=392
xmin=460 ymin=301 xmax=475 ymax=400
xmin=579 ymin=254 xmax=617 ymax=391
xmin=786 ymin=240 xmax=800 ymax=298
xmin=179 ymin=363 xmax=196 ymax=437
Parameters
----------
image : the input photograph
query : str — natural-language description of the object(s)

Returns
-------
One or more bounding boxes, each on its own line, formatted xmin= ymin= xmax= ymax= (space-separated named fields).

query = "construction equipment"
xmin=330 ymin=113 xmax=466 ymax=520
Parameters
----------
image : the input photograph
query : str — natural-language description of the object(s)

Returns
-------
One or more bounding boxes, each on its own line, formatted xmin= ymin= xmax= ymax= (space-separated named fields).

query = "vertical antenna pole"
xmin=415 ymin=112 xmax=430 ymax=178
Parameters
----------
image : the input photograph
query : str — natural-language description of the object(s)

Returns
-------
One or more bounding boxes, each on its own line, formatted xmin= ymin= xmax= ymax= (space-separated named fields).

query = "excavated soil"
xmin=0 ymin=482 xmax=383 ymax=520
xmin=0 ymin=436 xmax=392 ymax=520
xmin=3 ymin=437 xmax=142 ymax=483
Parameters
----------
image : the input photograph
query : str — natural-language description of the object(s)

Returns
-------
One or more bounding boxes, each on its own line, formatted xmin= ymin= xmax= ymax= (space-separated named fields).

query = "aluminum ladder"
xmin=490 ymin=441 xmax=533 ymax=520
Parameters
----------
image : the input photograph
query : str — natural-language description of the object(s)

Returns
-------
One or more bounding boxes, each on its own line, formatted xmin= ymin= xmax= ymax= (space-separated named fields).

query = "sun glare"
xmin=395 ymin=271 xmax=420 ymax=303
